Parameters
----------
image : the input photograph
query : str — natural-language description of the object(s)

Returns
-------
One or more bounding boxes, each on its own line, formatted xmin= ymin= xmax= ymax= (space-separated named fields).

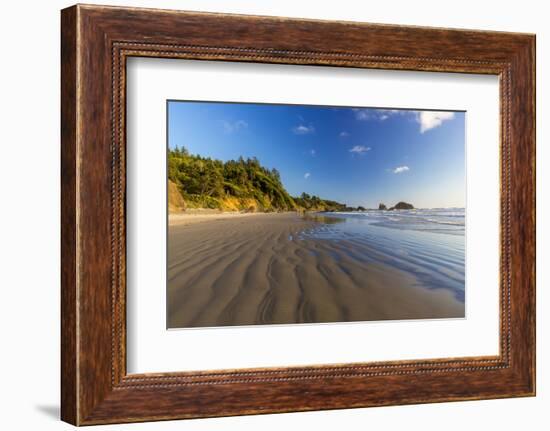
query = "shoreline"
xmin=168 ymin=210 xmax=299 ymax=226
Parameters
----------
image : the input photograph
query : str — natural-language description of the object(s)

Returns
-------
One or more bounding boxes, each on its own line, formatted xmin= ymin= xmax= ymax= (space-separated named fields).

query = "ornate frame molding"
xmin=61 ymin=5 xmax=535 ymax=425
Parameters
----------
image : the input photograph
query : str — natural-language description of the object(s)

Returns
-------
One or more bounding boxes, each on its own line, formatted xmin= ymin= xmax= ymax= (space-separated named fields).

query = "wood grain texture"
xmin=60 ymin=4 xmax=535 ymax=425
xmin=60 ymin=5 xmax=78 ymax=425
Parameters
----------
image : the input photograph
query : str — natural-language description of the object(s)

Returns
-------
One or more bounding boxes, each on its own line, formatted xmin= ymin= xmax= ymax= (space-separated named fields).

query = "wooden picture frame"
xmin=61 ymin=4 xmax=535 ymax=425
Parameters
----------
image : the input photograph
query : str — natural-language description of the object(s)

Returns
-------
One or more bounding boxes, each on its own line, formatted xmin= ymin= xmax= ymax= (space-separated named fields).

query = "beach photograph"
xmin=167 ymin=101 xmax=465 ymax=329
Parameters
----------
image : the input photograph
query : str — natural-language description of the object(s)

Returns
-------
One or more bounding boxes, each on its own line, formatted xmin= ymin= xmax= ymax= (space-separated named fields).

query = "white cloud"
xmin=417 ymin=111 xmax=455 ymax=133
xmin=222 ymin=120 xmax=248 ymax=133
xmin=351 ymin=108 xmax=456 ymax=133
xmin=354 ymin=108 xmax=403 ymax=121
xmin=354 ymin=109 xmax=371 ymax=121
xmin=349 ymin=145 xmax=371 ymax=155
xmin=339 ymin=131 xmax=350 ymax=138
xmin=304 ymin=172 xmax=311 ymax=179
xmin=292 ymin=124 xmax=315 ymax=135
xmin=393 ymin=166 xmax=410 ymax=174
xmin=376 ymin=109 xmax=400 ymax=120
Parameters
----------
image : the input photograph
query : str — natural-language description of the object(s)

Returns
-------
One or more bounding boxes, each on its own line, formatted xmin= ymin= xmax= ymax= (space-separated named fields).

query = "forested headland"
xmin=168 ymin=147 xmax=358 ymax=213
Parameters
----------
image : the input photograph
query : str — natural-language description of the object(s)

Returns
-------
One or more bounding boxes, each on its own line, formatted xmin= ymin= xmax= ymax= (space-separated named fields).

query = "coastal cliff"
xmin=168 ymin=146 xmax=350 ymax=213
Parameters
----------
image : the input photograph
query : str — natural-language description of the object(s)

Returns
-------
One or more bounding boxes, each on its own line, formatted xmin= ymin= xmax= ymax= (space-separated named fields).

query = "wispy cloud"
xmin=222 ymin=120 xmax=248 ymax=134
xmin=339 ymin=131 xmax=350 ymax=138
xmin=349 ymin=145 xmax=371 ymax=155
xmin=292 ymin=124 xmax=315 ymax=135
xmin=309 ymin=149 xmax=316 ymax=156
xmin=393 ymin=166 xmax=410 ymax=174
xmin=353 ymin=108 xmax=456 ymax=133
xmin=353 ymin=108 xmax=402 ymax=122
xmin=417 ymin=111 xmax=455 ymax=133
xmin=304 ymin=172 xmax=311 ymax=179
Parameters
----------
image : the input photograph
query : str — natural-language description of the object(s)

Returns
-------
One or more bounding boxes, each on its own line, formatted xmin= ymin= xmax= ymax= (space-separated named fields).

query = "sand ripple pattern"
xmin=167 ymin=213 xmax=464 ymax=328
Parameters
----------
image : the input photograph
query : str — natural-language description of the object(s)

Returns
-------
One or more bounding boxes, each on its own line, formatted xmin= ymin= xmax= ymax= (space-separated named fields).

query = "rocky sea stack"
xmin=378 ymin=202 xmax=414 ymax=210
xmin=390 ymin=201 xmax=414 ymax=210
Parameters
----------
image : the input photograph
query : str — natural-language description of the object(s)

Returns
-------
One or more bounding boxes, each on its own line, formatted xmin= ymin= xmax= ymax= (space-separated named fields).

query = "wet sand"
xmin=167 ymin=213 xmax=464 ymax=328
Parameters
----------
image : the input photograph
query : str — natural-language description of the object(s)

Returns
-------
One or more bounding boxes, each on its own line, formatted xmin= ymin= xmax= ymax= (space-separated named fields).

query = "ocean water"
xmin=299 ymin=209 xmax=465 ymax=302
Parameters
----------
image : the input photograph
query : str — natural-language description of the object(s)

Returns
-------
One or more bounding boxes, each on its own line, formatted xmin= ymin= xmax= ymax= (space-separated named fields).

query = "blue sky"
xmin=168 ymin=101 xmax=465 ymax=209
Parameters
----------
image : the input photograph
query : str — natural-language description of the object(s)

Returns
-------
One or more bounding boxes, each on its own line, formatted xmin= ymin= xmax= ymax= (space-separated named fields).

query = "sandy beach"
xmin=169 ymin=210 xmax=261 ymax=227
xmin=167 ymin=212 xmax=464 ymax=328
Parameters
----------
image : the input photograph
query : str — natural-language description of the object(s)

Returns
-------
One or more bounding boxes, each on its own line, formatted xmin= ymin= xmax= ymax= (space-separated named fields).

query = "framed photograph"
xmin=61 ymin=4 xmax=536 ymax=425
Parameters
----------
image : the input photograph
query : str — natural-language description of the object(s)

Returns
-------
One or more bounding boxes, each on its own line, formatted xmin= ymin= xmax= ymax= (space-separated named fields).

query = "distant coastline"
xmin=168 ymin=147 xmax=372 ymax=214
xmin=168 ymin=147 xmax=425 ymax=217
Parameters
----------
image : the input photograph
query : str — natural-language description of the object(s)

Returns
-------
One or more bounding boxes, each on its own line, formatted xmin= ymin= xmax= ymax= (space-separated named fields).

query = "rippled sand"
xmin=167 ymin=213 xmax=464 ymax=328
